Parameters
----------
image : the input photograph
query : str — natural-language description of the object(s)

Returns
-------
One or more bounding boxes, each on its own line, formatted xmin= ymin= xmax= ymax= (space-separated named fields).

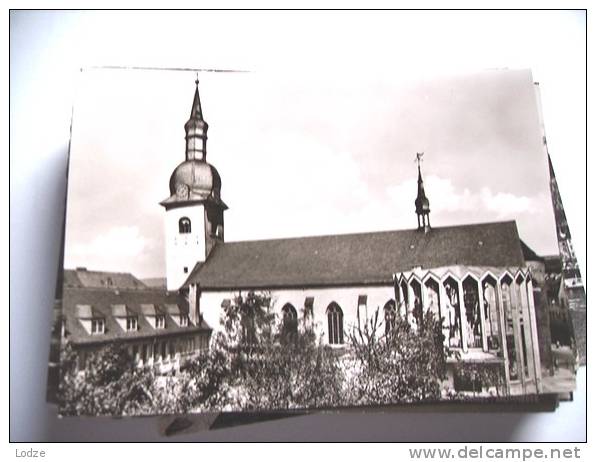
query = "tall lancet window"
xmin=179 ymin=217 xmax=191 ymax=234
xmin=327 ymin=303 xmax=344 ymax=345
xmin=281 ymin=303 xmax=298 ymax=339
xmin=463 ymin=276 xmax=483 ymax=349
xmin=443 ymin=277 xmax=463 ymax=348
xmin=501 ymin=276 xmax=519 ymax=381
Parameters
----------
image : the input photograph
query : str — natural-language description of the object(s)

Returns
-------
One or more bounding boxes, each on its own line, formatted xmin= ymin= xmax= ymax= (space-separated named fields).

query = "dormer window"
xmin=126 ymin=316 xmax=138 ymax=331
xmin=179 ymin=217 xmax=191 ymax=234
xmin=156 ymin=315 xmax=166 ymax=329
xmin=91 ymin=318 xmax=105 ymax=335
xmin=180 ymin=315 xmax=189 ymax=327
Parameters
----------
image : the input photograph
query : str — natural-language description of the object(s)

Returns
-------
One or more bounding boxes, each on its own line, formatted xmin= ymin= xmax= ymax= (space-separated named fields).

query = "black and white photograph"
xmin=9 ymin=10 xmax=587 ymax=445
xmin=49 ymin=64 xmax=582 ymax=417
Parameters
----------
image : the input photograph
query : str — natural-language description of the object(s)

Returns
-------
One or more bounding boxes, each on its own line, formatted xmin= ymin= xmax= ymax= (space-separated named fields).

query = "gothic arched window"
xmin=281 ymin=303 xmax=298 ymax=338
xmin=481 ymin=275 xmax=500 ymax=351
xmin=179 ymin=217 xmax=191 ymax=234
xmin=501 ymin=275 xmax=519 ymax=381
xmin=443 ymin=276 xmax=463 ymax=348
xmin=326 ymin=302 xmax=344 ymax=345
xmin=462 ymin=276 xmax=482 ymax=349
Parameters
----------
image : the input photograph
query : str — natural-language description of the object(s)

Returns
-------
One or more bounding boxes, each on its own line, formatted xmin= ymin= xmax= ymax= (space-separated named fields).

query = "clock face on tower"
xmin=176 ymin=184 xmax=190 ymax=200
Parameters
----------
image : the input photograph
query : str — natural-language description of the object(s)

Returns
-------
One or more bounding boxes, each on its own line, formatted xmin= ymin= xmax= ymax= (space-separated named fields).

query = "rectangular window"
xmin=520 ymin=324 xmax=530 ymax=378
xmin=304 ymin=297 xmax=314 ymax=317
xmin=126 ymin=317 xmax=138 ymax=331
xmin=156 ymin=315 xmax=166 ymax=329
xmin=91 ymin=318 xmax=105 ymax=334
xmin=179 ymin=315 xmax=188 ymax=327
xmin=161 ymin=341 xmax=167 ymax=359
xmin=357 ymin=294 xmax=367 ymax=318
xmin=507 ymin=334 xmax=519 ymax=381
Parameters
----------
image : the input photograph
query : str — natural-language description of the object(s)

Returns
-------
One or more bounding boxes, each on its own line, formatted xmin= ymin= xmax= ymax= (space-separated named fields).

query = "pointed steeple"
xmin=184 ymin=78 xmax=209 ymax=161
xmin=414 ymin=152 xmax=431 ymax=232
xmin=189 ymin=78 xmax=203 ymax=119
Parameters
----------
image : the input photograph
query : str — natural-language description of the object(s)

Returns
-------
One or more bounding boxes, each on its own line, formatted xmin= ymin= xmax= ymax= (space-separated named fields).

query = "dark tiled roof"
xmin=186 ymin=221 xmax=526 ymax=289
xmin=520 ymin=240 xmax=544 ymax=262
xmin=543 ymin=255 xmax=563 ymax=274
xmin=62 ymin=287 xmax=211 ymax=345
xmin=63 ymin=269 xmax=147 ymax=290
xmin=141 ymin=277 xmax=167 ymax=289
xmin=140 ymin=303 xmax=166 ymax=316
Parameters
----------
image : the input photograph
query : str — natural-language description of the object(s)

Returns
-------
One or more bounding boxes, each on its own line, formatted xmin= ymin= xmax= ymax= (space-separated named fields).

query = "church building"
xmin=161 ymin=81 xmax=544 ymax=396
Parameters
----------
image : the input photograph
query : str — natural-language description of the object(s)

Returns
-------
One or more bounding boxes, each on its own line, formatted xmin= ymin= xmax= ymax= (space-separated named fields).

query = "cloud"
xmin=70 ymin=226 xmax=149 ymax=260
xmin=480 ymin=188 xmax=535 ymax=218
xmin=387 ymin=175 xmax=538 ymax=219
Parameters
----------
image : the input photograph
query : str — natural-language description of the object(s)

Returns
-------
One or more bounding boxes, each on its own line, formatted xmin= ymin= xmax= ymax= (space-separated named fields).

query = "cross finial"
xmin=415 ymin=152 xmax=424 ymax=167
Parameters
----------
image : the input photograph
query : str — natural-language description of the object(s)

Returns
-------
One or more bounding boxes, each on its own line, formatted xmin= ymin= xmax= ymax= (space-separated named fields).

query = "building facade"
xmin=160 ymin=82 xmax=544 ymax=396
xmin=58 ymin=268 xmax=211 ymax=373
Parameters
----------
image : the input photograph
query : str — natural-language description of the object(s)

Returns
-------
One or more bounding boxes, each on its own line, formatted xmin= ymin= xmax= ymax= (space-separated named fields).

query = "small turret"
xmin=414 ymin=152 xmax=431 ymax=232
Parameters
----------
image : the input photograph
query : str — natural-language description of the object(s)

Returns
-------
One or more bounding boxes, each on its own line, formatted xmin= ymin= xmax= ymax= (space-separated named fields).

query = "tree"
xmin=183 ymin=347 xmax=231 ymax=411
xmin=208 ymin=291 xmax=344 ymax=410
xmin=57 ymin=342 xmax=205 ymax=417
xmin=346 ymin=307 xmax=449 ymax=405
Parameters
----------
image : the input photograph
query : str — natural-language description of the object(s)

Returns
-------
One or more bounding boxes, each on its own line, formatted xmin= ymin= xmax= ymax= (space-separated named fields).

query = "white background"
xmin=8 ymin=8 xmax=588 ymax=445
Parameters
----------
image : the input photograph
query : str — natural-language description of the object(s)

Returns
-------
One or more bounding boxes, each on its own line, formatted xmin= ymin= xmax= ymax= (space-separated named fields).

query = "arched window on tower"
xmin=179 ymin=217 xmax=191 ymax=234
xmin=327 ymin=303 xmax=344 ymax=345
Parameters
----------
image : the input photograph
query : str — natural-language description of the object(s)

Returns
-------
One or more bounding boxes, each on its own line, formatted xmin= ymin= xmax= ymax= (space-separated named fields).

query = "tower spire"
xmin=184 ymin=78 xmax=208 ymax=161
xmin=414 ymin=152 xmax=431 ymax=232
xmin=190 ymin=75 xmax=203 ymax=119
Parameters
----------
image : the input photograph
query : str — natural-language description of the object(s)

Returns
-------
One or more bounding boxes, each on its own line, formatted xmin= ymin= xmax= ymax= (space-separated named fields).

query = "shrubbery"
xmin=345 ymin=307 xmax=448 ymax=405
xmin=58 ymin=292 xmax=450 ymax=415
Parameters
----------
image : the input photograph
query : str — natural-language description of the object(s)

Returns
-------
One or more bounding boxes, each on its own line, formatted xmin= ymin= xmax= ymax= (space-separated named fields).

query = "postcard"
xmin=48 ymin=67 xmax=582 ymax=419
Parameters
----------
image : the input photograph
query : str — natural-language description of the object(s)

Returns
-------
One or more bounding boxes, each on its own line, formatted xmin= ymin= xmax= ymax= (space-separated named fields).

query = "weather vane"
xmin=415 ymin=152 xmax=424 ymax=167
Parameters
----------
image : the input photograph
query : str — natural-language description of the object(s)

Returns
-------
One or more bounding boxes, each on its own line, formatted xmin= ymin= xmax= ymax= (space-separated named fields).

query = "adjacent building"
xmin=57 ymin=268 xmax=211 ymax=373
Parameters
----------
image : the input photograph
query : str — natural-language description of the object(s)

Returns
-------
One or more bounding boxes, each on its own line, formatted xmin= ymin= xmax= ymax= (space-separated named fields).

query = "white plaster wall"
xmin=164 ymin=204 xmax=206 ymax=291
xmin=199 ymin=285 xmax=396 ymax=343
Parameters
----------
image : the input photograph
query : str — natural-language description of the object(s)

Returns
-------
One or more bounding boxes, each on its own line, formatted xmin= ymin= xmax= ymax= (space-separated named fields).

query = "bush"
xmin=58 ymin=293 xmax=455 ymax=415
xmin=58 ymin=344 xmax=156 ymax=416
xmin=209 ymin=291 xmax=344 ymax=410
xmin=346 ymin=307 xmax=448 ymax=405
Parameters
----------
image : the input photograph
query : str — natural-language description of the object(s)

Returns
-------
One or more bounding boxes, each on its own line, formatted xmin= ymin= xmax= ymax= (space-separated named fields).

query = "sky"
xmin=50 ymin=11 xmax=586 ymax=279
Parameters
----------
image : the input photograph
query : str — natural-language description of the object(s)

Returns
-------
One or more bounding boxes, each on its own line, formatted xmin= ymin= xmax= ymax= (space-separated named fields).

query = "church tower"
xmin=160 ymin=80 xmax=227 ymax=291
xmin=414 ymin=152 xmax=431 ymax=232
